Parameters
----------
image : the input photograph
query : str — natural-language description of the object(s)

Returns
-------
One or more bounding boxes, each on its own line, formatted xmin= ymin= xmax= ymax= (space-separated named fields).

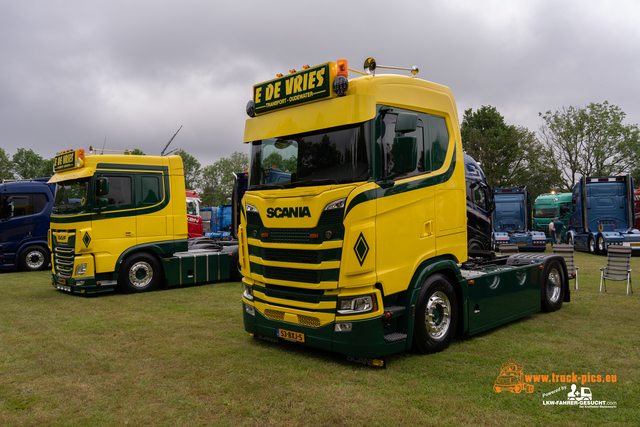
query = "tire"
xmin=19 ymin=245 xmax=50 ymax=271
xmin=230 ymin=250 xmax=242 ymax=282
xmin=566 ymin=234 xmax=574 ymax=246
xmin=413 ymin=273 xmax=458 ymax=354
xmin=596 ymin=234 xmax=606 ymax=255
xmin=119 ymin=253 xmax=162 ymax=293
xmin=588 ymin=236 xmax=596 ymax=254
xmin=541 ymin=259 xmax=565 ymax=312
xmin=468 ymin=241 xmax=482 ymax=251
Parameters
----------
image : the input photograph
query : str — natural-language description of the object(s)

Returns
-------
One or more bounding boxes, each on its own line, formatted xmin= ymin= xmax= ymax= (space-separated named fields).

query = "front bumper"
xmin=242 ymin=301 xmax=407 ymax=358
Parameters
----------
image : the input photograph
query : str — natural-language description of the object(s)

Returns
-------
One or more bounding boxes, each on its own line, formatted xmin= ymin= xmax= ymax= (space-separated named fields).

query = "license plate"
xmin=632 ymin=243 xmax=640 ymax=247
xmin=278 ymin=329 xmax=305 ymax=343
xmin=517 ymin=243 xmax=526 ymax=246
xmin=58 ymin=277 xmax=67 ymax=284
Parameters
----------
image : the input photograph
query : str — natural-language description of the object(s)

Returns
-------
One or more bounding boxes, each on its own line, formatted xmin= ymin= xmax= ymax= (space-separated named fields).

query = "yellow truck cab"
xmin=49 ymin=148 xmax=239 ymax=295
xmin=240 ymin=59 xmax=570 ymax=363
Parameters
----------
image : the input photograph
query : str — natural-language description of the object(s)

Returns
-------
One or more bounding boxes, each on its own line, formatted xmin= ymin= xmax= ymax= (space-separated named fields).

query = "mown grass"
xmin=1 ymin=248 xmax=639 ymax=426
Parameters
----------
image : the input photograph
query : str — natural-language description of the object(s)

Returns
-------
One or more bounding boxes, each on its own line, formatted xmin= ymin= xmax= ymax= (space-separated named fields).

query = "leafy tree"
xmin=176 ymin=149 xmax=201 ymax=190
xmin=128 ymin=148 xmax=146 ymax=155
xmin=12 ymin=148 xmax=52 ymax=179
xmin=261 ymin=151 xmax=296 ymax=173
xmin=0 ymin=147 xmax=14 ymax=181
xmin=539 ymin=101 xmax=640 ymax=191
xmin=199 ymin=151 xmax=249 ymax=206
xmin=461 ymin=105 xmax=561 ymax=200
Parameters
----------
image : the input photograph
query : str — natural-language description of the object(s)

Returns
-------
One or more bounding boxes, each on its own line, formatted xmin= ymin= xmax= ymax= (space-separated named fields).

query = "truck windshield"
xmin=248 ymin=122 xmax=370 ymax=189
xmin=534 ymin=208 xmax=558 ymax=218
xmin=52 ymin=179 xmax=90 ymax=214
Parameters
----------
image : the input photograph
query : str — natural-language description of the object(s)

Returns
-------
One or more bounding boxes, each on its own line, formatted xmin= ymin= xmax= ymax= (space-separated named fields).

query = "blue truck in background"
xmin=0 ymin=178 xmax=55 ymax=272
xmin=200 ymin=171 xmax=248 ymax=241
xmin=492 ymin=186 xmax=547 ymax=252
xmin=567 ymin=175 xmax=640 ymax=254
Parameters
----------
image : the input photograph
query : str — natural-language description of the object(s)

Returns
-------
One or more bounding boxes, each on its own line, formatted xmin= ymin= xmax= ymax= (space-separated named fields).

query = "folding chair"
xmin=599 ymin=246 xmax=633 ymax=296
xmin=499 ymin=244 xmax=519 ymax=255
xmin=553 ymin=244 xmax=579 ymax=291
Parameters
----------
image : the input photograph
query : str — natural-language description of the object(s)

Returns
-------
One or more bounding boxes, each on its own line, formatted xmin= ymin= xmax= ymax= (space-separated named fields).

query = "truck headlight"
xmin=324 ymin=198 xmax=346 ymax=211
xmin=243 ymin=283 xmax=254 ymax=301
xmin=74 ymin=263 xmax=87 ymax=276
xmin=337 ymin=294 xmax=376 ymax=315
xmin=246 ymin=203 xmax=258 ymax=213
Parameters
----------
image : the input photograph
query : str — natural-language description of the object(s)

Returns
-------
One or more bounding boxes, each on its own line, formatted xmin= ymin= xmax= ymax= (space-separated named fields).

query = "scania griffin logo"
xmin=266 ymin=206 xmax=311 ymax=218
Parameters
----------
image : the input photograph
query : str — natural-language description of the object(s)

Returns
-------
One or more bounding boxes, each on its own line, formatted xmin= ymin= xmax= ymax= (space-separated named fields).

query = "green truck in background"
xmin=533 ymin=192 xmax=573 ymax=244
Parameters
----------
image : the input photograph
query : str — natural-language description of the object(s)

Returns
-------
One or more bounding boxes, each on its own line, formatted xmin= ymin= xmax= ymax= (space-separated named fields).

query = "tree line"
xmin=2 ymin=100 xmax=637 ymax=206
xmin=462 ymin=102 xmax=639 ymax=201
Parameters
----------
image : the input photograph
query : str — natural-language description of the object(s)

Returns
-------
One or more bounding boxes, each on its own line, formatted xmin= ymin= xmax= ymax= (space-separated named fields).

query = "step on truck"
xmin=239 ymin=58 xmax=570 ymax=364
xmin=567 ymin=175 xmax=640 ymax=254
xmin=0 ymin=178 xmax=55 ymax=272
xmin=492 ymin=186 xmax=547 ymax=252
xmin=48 ymin=148 xmax=241 ymax=295
xmin=533 ymin=192 xmax=573 ymax=244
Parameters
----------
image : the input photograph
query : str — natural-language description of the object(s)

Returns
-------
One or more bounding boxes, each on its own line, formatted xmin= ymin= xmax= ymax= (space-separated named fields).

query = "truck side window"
xmin=474 ymin=185 xmax=487 ymax=210
xmin=381 ymin=113 xmax=424 ymax=179
xmin=33 ymin=194 xmax=48 ymax=214
xmin=4 ymin=195 xmax=32 ymax=218
xmin=104 ymin=176 xmax=132 ymax=207
xmin=141 ymin=176 xmax=161 ymax=204
xmin=427 ymin=115 xmax=449 ymax=171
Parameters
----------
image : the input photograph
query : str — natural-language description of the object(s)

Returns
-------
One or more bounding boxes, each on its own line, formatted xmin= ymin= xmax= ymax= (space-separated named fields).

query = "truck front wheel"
xmin=19 ymin=245 xmax=50 ymax=271
xmin=413 ymin=274 xmax=458 ymax=354
xmin=541 ymin=259 xmax=565 ymax=312
xmin=119 ymin=253 xmax=162 ymax=293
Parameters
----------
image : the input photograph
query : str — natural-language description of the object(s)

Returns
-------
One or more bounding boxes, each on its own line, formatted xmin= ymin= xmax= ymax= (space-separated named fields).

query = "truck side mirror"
xmin=97 ymin=176 xmax=109 ymax=197
xmin=395 ymin=112 xmax=418 ymax=133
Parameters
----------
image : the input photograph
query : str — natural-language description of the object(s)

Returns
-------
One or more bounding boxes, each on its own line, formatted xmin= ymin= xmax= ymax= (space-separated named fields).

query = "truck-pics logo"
xmin=266 ymin=206 xmax=311 ymax=218
xmin=494 ymin=359 xmax=534 ymax=394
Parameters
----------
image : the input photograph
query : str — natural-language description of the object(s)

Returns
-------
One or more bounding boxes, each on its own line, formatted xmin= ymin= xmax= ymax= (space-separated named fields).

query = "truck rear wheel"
xmin=596 ymin=234 xmax=606 ymax=255
xmin=19 ymin=245 xmax=50 ymax=271
xmin=413 ymin=274 xmax=458 ymax=354
xmin=541 ymin=259 xmax=565 ymax=312
xmin=119 ymin=253 xmax=162 ymax=293
xmin=588 ymin=236 xmax=596 ymax=254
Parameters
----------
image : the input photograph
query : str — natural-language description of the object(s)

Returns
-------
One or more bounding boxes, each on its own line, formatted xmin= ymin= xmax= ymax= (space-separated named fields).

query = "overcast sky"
xmin=1 ymin=0 xmax=639 ymax=168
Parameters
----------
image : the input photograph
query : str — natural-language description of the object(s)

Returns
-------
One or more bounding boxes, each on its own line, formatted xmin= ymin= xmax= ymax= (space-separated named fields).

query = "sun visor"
xmin=243 ymin=94 xmax=376 ymax=143
xmin=48 ymin=168 xmax=95 ymax=183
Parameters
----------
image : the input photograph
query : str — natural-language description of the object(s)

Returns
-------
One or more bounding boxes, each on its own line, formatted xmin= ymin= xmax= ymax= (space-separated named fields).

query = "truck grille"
xmin=52 ymin=230 xmax=76 ymax=278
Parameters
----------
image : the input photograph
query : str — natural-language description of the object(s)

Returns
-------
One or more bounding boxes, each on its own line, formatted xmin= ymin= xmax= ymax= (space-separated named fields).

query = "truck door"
xmin=0 ymin=194 xmax=35 ymax=260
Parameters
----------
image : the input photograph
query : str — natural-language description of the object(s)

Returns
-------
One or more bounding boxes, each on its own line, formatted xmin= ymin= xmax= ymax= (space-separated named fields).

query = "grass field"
xmin=1 ymin=248 xmax=639 ymax=426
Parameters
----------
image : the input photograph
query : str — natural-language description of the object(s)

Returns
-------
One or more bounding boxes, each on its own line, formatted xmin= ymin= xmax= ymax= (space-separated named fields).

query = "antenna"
xmin=161 ymin=125 xmax=183 ymax=156
xmin=102 ymin=137 xmax=107 ymax=154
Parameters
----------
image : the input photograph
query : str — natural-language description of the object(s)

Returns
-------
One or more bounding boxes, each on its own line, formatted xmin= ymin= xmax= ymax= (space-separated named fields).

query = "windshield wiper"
xmin=290 ymin=179 xmax=339 ymax=188
xmin=249 ymin=184 xmax=286 ymax=190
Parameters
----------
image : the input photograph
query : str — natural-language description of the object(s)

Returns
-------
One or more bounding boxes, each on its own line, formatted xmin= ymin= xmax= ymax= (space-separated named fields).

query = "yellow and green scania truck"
xmin=48 ymin=148 xmax=241 ymax=295
xmin=239 ymin=58 xmax=570 ymax=364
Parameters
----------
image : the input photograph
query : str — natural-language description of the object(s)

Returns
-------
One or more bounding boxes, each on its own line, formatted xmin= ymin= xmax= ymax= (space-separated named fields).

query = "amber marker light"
xmin=261 ymin=233 xmax=269 ymax=238
xmin=289 ymin=69 xmax=296 ymax=74
xmin=310 ymin=233 xmax=319 ymax=239
xmin=78 ymin=149 xmax=85 ymax=159
xmin=302 ymin=65 xmax=310 ymax=69
xmin=336 ymin=59 xmax=348 ymax=77
xmin=276 ymin=73 xmax=283 ymax=77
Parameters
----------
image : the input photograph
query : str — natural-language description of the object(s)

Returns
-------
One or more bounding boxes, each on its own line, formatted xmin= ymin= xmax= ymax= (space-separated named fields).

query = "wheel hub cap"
xmin=425 ymin=291 xmax=451 ymax=339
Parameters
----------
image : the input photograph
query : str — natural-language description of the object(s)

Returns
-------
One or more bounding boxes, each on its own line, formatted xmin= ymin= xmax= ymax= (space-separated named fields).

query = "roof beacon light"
xmin=337 ymin=59 xmax=348 ymax=77
xmin=363 ymin=57 xmax=419 ymax=77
